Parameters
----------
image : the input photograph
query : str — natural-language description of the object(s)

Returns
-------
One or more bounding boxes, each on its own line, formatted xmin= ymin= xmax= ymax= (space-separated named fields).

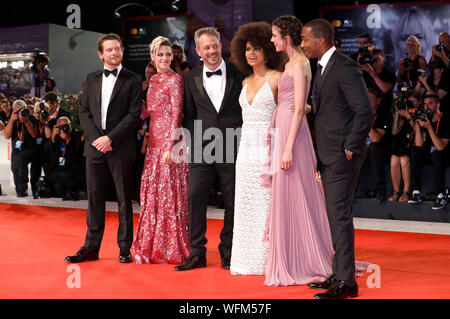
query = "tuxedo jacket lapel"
xmin=109 ymin=69 xmax=127 ymax=104
xmin=218 ymin=62 xmax=234 ymax=114
xmin=317 ymin=52 xmax=337 ymax=94
xmin=193 ymin=67 xmax=219 ymax=114
xmin=93 ymin=71 xmax=102 ymax=110
xmin=314 ymin=52 xmax=337 ymax=115
xmin=312 ymin=66 xmax=321 ymax=115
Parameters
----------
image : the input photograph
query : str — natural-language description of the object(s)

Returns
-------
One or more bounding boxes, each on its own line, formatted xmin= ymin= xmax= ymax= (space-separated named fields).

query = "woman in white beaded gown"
xmin=229 ymin=22 xmax=287 ymax=275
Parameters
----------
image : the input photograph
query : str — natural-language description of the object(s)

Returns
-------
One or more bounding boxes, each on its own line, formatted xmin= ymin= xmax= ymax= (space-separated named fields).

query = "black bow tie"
xmin=104 ymin=68 xmax=118 ymax=77
xmin=206 ymin=69 xmax=222 ymax=78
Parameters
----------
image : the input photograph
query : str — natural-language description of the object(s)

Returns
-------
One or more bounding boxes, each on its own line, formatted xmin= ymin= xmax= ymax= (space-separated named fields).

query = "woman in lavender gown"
xmin=261 ymin=16 xmax=334 ymax=286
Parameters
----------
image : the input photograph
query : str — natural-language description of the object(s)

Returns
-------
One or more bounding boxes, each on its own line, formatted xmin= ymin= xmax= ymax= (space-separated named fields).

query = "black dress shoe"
xmin=174 ymin=255 xmax=206 ymax=271
xmin=221 ymin=257 xmax=230 ymax=270
xmin=119 ymin=248 xmax=133 ymax=263
xmin=313 ymin=280 xmax=358 ymax=299
xmin=65 ymin=247 xmax=99 ymax=263
xmin=307 ymin=274 xmax=336 ymax=290
xmin=221 ymin=263 xmax=230 ymax=270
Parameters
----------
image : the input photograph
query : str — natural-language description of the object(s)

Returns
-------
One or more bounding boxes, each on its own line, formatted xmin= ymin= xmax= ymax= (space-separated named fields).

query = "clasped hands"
xmin=92 ymin=136 xmax=113 ymax=154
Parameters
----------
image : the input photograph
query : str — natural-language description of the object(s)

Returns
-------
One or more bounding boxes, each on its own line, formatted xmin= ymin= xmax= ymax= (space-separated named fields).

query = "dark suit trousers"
xmin=320 ymin=152 xmax=365 ymax=286
xmin=84 ymin=155 xmax=134 ymax=251
xmin=188 ymin=163 xmax=235 ymax=260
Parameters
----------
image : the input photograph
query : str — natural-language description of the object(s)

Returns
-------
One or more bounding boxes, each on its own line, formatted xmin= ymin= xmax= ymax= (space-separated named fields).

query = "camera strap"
xmin=436 ymin=112 xmax=443 ymax=135
xmin=60 ymin=142 xmax=67 ymax=157
xmin=16 ymin=122 xmax=24 ymax=141
xmin=38 ymin=122 xmax=45 ymax=137
xmin=371 ymin=113 xmax=378 ymax=128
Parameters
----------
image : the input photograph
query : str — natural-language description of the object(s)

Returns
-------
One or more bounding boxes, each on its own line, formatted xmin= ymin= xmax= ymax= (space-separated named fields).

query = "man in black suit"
xmin=65 ymin=33 xmax=142 ymax=264
xmin=42 ymin=91 xmax=72 ymax=129
xmin=301 ymin=19 xmax=373 ymax=299
xmin=175 ymin=27 xmax=244 ymax=271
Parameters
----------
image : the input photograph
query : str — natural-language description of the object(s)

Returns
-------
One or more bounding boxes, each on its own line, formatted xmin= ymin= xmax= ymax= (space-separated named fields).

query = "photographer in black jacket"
xmin=42 ymin=92 xmax=71 ymax=129
xmin=46 ymin=116 xmax=83 ymax=200
xmin=30 ymin=101 xmax=52 ymax=198
xmin=360 ymin=48 xmax=396 ymax=116
xmin=397 ymin=35 xmax=428 ymax=89
xmin=3 ymin=100 xmax=38 ymax=197
xmin=407 ymin=94 xmax=450 ymax=210
xmin=430 ymin=32 xmax=449 ymax=69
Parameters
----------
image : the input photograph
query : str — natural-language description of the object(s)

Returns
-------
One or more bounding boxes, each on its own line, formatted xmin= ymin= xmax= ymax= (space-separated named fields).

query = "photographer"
xmin=388 ymin=93 xmax=418 ymax=202
xmin=0 ymin=99 xmax=12 ymax=126
xmin=25 ymin=50 xmax=50 ymax=98
xmin=171 ymin=43 xmax=190 ymax=76
xmin=430 ymin=32 xmax=449 ymax=69
xmin=415 ymin=59 xmax=449 ymax=112
xmin=45 ymin=77 xmax=59 ymax=94
xmin=360 ymin=48 xmax=396 ymax=115
xmin=3 ymin=100 xmax=38 ymax=197
xmin=30 ymin=101 xmax=52 ymax=199
xmin=397 ymin=36 xmax=428 ymax=89
xmin=42 ymin=92 xmax=71 ymax=129
xmin=407 ymin=94 xmax=450 ymax=210
xmin=365 ymin=89 xmax=390 ymax=202
xmin=350 ymin=33 xmax=374 ymax=62
xmin=47 ymin=116 xmax=83 ymax=200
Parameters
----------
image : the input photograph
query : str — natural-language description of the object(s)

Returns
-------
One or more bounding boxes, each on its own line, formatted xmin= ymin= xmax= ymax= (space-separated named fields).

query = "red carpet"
xmin=1 ymin=203 xmax=450 ymax=299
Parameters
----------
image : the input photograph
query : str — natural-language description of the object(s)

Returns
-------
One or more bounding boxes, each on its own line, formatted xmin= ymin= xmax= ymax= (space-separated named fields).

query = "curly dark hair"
xmin=231 ymin=21 xmax=287 ymax=75
xmin=272 ymin=15 xmax=303 ymax=47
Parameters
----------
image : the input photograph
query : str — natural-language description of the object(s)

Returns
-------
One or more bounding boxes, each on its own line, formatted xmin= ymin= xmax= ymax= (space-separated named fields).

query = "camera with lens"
xmin=393 ymin=87 xmax=414 ymax=110
xmin=56 ymin=124 xmax=71 ymax=134
xmin=412 ymin=109 xmax=434 ymax=123
xmin=31 ymin=48 xmax=49 ymax=73
xmin=36 ymin=177 xmax=52 ymax=198
xmin=40 ymin=109 xmax=49 ymax=119
xmin=38 ymin=102 xmax=49 ymax=119
xmin=435 ymin=43 xmax=449 ymax=55
xmin=358 ymin=45 xmax=374 ymax=65
xmin=417 ymin=67 xmax=432 ymax=78
xmin=15 ymin=108 xmax=30 ymax=118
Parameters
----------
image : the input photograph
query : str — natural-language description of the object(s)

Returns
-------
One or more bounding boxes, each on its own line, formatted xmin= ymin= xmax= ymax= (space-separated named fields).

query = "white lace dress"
xmin=230 ymin=75 xmax=277 ymax=275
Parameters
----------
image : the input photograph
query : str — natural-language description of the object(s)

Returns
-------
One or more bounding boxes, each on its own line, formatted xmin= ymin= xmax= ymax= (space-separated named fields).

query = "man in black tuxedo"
xmin=65 ymin=33 xmax=142 ymax=264
xmin=301 ymin=19 xmax=373 ymax=299
xmin=175 ymin=27 xmax=244 ymax=271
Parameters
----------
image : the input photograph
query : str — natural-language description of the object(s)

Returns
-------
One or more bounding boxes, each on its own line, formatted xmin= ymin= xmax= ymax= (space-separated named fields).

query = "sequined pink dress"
xmin=133 ymin=70 xmax=190 ymax=264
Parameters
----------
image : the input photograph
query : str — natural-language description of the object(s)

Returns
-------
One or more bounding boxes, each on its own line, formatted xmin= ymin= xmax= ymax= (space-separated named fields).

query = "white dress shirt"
xmin=101 ymin=64 xmax=122 ymax=130
xmin=203 ymin=59 xmax=226 ymax=113
xmin=318 ymin=46 xmax=336 ymax=75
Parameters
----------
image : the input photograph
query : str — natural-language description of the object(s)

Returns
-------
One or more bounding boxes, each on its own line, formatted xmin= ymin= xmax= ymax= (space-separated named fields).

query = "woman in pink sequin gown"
xmin=133 ymin=36 xmax=190 ymax=264
xmin=261 ymin=16 xmax=334 ymax=286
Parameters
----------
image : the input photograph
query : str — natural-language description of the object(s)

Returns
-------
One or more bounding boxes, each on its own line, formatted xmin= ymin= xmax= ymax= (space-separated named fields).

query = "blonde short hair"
xmin=407 ymin=35 xmax=422 ymax=55
xmin=149 ymin=36 xmax=172 ymax=56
